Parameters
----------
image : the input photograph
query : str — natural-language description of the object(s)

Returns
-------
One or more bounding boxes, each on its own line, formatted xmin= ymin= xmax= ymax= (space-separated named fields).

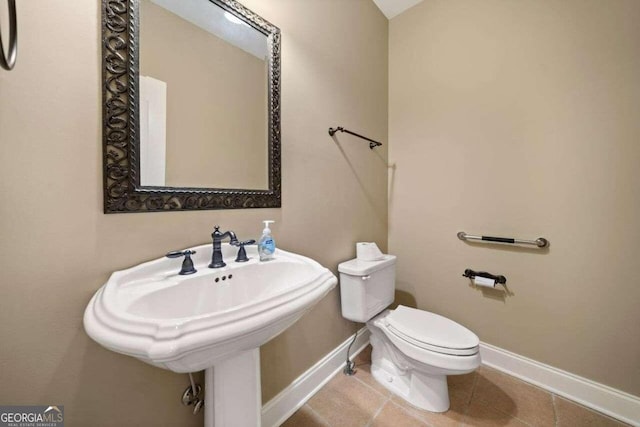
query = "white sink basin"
xmin=84 ymin=243 xmax=337 ymax=373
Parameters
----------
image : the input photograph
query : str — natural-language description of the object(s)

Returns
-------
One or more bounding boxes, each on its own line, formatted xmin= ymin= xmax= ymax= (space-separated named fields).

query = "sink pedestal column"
xmin=205 ymin=348 xmax=262 ymax=427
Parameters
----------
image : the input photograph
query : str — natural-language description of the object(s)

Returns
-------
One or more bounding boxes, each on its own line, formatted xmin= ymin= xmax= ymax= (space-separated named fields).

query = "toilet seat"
xmin=385 ymin=306 xmax=479 ymax=356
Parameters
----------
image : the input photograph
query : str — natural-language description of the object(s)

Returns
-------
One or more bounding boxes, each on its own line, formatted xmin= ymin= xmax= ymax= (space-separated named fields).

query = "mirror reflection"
xmin=139 ymin=0 xmax=269 ymax=189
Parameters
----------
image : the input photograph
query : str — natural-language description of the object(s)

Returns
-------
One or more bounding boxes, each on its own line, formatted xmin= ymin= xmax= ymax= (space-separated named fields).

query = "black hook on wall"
xmin=0 ymin=0 xmax=18 ymax=71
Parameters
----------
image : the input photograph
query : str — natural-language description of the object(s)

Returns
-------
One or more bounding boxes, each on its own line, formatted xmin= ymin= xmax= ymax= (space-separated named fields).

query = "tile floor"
xmin=282 ymin=345 xmax=630 ymax=427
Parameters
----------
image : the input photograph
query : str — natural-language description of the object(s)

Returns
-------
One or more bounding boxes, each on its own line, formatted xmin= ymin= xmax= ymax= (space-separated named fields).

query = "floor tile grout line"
xmin=460 ymin=371 xmax=480 ymax=421
xmin=305 ymin=403 xmax=332 ymax=427
xmin=468 ymin=371 xmax=480 ymax=405
xmin=552 ymin=394 xmax=632 ymax=426
xmin=551 ymin=393 xmax=559 ymax=426
xmin=470 ymin=371 xmax=541 ymax=427
xmin=387 ymin=398 xmax=436 ymax=427
xmin=351 ymin=370 xmax=390 ymax=399
xmin=469 ymin=398 xmax=537 ymax=427
xmin=481 ymin=364 xmax=570 ymax=398
xmin=364 ymin=395 xmax=391 ymax=427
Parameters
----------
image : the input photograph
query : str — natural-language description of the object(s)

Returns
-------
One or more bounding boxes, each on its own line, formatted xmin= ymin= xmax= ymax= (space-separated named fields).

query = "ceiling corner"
xmin=372 ymin=0 xmax=425 ymax=20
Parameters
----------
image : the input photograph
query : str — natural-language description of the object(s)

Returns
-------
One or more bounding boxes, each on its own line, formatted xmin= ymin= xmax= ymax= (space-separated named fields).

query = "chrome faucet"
xmin=209 ymin=225 xmax=239 ymax=268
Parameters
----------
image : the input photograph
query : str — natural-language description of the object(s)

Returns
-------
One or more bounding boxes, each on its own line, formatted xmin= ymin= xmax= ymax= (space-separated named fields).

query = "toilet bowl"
xmin=338 ymin=254 xmax=481 ymax=413
xmin=367 ymin=306 xmax=480 ymax=412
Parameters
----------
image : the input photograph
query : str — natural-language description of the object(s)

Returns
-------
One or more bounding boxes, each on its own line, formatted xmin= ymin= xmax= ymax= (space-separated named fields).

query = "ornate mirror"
xmin=102 ymin=0 xmax=281 ymax=212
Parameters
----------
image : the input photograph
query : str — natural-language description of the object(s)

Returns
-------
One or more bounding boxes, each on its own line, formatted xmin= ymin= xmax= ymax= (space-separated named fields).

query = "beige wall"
xmin=389 ymin=0 xmax=640 ymax=396
xmin=0 ymin=1 xmax=387 ymax=426
xmin=140 ymin=0 xmax=268 ymax=189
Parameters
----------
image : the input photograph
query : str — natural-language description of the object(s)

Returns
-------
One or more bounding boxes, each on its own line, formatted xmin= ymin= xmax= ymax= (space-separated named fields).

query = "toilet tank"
xmin=338 ymin=255 xmax=396 ymax=322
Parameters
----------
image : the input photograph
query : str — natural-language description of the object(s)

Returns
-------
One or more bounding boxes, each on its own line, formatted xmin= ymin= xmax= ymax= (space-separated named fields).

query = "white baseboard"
xmin=261 ymin=327 xmax=371 ymax=427
xmin=480 ymin=342 xmax=640 ymax=427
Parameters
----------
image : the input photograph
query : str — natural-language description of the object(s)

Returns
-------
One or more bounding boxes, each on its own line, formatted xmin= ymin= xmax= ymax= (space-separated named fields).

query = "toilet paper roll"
xmin=473 ymin=276 xmax=496 ymax=288
xmin=356 ymin=242 xmax=384 ymax=261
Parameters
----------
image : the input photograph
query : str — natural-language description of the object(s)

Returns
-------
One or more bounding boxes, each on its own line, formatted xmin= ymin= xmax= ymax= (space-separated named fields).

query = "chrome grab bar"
xmin=457 ymin=231 xmax=549 ymax=248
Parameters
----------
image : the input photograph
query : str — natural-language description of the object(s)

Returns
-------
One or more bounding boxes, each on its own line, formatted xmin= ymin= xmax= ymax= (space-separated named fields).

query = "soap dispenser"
xmin=258 ymin=220 xmax=276 ymax=261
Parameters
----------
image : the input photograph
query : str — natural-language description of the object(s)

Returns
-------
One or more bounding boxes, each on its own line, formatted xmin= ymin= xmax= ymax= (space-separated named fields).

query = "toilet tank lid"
xmin=338 ymin=255 xmax=396 ymax=276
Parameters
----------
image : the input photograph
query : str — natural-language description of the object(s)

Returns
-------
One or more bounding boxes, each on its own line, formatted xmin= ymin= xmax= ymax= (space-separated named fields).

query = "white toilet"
xmin=338 ymin=254 xmax=480 ymax=412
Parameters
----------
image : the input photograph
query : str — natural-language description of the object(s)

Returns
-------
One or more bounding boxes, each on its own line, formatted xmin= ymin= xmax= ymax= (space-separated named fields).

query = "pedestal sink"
xmin=84 ymin=243 xmax=337 ymax=426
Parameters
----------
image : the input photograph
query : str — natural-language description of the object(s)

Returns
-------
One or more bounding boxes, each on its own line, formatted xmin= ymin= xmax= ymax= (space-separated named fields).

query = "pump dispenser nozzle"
xmin=262 ymin=220 xmax=274 ymax=233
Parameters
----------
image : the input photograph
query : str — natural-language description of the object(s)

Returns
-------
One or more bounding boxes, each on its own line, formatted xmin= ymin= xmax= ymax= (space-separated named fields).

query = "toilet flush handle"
xmin=361 ymin=275 xmax=371 ymax=281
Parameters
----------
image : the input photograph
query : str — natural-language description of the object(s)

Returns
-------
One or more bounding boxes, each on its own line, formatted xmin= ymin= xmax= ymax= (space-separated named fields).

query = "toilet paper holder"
xmin=462 ymin=269 xmax=507 ymax=285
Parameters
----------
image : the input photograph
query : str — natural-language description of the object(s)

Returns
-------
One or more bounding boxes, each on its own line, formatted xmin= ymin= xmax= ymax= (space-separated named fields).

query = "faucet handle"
xmin=232 ymin=240 xmax=256 ymax=263
xmin=166 ymin=250 xmax=197 ymax=275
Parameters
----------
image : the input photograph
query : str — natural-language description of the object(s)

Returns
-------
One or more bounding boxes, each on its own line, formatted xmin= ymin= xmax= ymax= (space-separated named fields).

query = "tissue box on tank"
xmin=338 ymin=255 xmax=397 ymax=322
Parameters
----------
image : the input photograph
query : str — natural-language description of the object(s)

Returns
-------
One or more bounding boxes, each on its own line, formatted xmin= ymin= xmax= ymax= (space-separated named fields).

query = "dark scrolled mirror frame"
xmin=102 ymin=0 xmax=281 ymax=213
